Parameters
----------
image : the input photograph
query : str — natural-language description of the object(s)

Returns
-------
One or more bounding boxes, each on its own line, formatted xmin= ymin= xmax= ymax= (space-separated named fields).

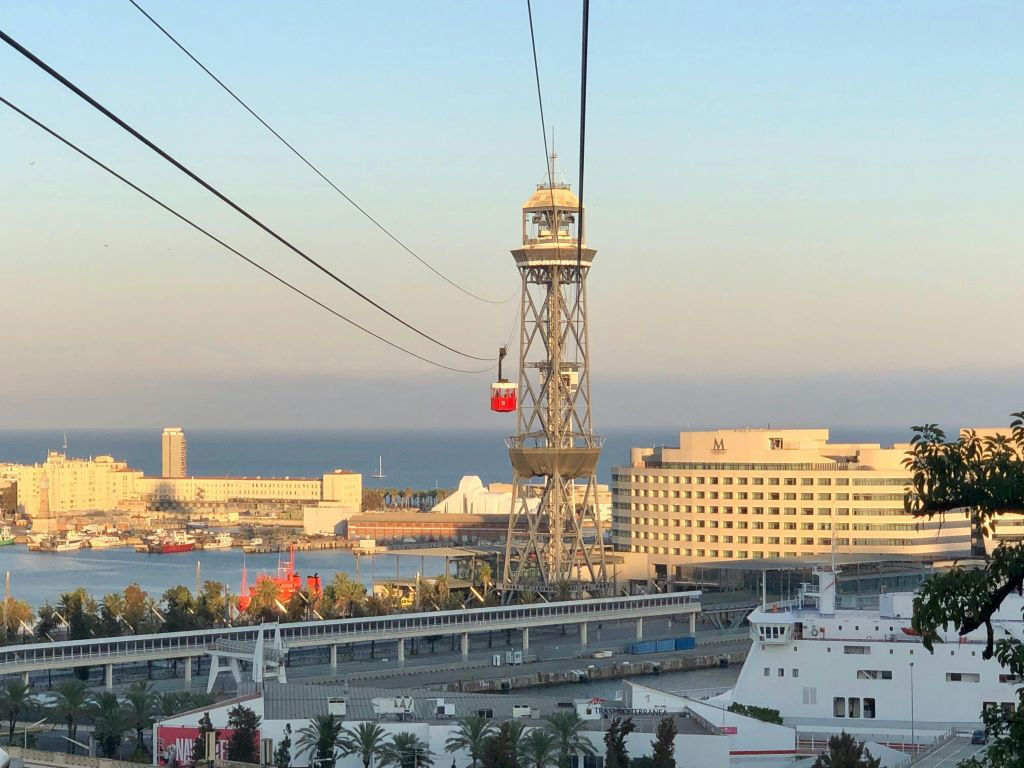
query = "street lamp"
xmin=909 ymin=661 xmax=915 ymax=755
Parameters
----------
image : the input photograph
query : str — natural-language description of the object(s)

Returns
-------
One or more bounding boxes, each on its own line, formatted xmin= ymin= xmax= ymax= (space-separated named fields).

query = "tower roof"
xmin=522 ymin=152 xmax=579 ymax=211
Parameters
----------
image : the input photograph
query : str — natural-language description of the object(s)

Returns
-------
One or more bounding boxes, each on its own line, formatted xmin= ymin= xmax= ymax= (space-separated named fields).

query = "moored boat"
xmin=87 ymin=534 xmax=122 ymax=549
xmin=0 ymin=526 xmax=15 ymax=546
xmin=203 ymin=531 xmax=234 ymax=549
xmin=147 ymin=530 xmax=195 ymax=554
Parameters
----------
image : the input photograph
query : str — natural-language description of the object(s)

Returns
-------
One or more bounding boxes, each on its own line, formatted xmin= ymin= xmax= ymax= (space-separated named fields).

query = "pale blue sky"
xmin=1 ymin=1 xmax=1022 ymax=429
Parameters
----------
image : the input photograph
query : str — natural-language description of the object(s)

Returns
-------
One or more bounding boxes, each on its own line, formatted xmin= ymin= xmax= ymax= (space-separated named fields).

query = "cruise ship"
xmin=721 ymin=565 xmax=1024 ymax=740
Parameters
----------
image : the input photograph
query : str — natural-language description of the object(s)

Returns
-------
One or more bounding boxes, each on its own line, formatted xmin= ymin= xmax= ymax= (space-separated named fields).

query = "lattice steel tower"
xmin=502 ymin=154 xmax=608 ymax=598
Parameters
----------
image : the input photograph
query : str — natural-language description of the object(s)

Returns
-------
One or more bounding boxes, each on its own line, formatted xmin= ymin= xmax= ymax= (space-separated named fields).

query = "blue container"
xmin=674 ymin=636 xmax=696 ymax=650
xmin=629 ymin=641 xmax=657 ymax=655
xmin=655 ymin=639 xmax=675 ymax=652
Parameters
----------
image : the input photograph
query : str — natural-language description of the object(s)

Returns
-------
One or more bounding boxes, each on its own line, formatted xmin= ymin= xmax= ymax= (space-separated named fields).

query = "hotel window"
xmin=769 ymin=478 xmax=780 ymax=485
xmin=818 ymin=478 xmax=832 ymax=486
xmin=785 ymin=478 xmax=796 ymax=486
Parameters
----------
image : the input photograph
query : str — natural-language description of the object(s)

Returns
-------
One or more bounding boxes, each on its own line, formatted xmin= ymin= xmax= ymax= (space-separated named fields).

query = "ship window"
xmin=946 ymin=672 xmax=980 ymax=682
xmin=793 ymin=669 xmax=799 ymax=678
xmin=843 ymin=646 xmax=870 ymax=655
xmin=864 ymin=698 xmax=876 ymax=719
xmin=1002 ymin=703 xmax=1016 ymax=716
xmin=778 ymin=668 xmax=785 ymax=677
xmin=833 ymin=697 xmax=845 ymax=717
xmin=802 ymin=687 xmax=817 ymax=705
xmin=999 ymin=674 xmax=1022 ymax=684
xmin=764 ymin=667 xmax=770 ymax=677
xmin=848 ymin=698 xmax=861 ymax=718
xmin=857 ymin=670 xmax=893 ymax=680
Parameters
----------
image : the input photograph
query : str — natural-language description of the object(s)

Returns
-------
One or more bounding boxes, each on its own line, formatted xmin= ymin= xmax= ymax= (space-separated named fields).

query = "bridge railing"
xmin=0 ymin=591 xmax=701 ymax=672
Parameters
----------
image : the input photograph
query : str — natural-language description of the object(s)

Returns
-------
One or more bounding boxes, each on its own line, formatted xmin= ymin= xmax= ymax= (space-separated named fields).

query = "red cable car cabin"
xmin=490 ymin=381 xmax=517 ymax=412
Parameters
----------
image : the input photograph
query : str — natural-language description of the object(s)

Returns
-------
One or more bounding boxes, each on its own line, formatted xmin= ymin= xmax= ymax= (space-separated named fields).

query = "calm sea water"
xmin=0 ymin=546 xmax=444 ymax=610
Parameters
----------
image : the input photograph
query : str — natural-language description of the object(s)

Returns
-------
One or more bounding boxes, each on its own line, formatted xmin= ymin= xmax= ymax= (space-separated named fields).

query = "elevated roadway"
xmin=0 ymin=591 xmax=701 ymax=689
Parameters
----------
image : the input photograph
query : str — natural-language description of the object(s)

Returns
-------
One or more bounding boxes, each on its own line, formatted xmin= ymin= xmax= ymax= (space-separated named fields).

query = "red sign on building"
xmin=156 ymin=727 xmax=258 ymax=766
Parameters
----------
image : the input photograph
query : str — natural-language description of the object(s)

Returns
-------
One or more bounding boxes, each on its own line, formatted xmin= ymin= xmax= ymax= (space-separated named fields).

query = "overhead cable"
xmin=0 ymin=94 xmax=493 ymax=374
xmin=127 ymin=0 xmax=510 ymax=306
xmin=0 ymin=28 xmax=493 ymax=362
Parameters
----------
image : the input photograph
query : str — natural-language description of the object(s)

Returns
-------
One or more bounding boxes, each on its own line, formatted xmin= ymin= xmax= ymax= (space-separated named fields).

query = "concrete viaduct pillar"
xmin=689 ymin=612 xmax=696 ymax=636
xmin=330 ymin=645 xmax=338 ymax=670
xmin=580 ymin=622 xmax=588 ymax=648
xmin=522 ymin=627 xmax=529 ymax=654
xmin=636 ymin=617 xmax=643 ymax=641
xmin=460 ymin=632 xmax=469 ymax=659
xmin=104 ymin=664 xmax=113 ymax=691
xmin=397 ymin=638 xmax=405 ymax=665
xmin=184 ymin=657 xmax=192 ymax=682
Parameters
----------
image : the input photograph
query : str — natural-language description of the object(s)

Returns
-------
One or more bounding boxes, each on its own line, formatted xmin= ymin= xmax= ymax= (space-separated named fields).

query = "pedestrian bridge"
xmin=0 ymin=591 xmax=701 ymax=689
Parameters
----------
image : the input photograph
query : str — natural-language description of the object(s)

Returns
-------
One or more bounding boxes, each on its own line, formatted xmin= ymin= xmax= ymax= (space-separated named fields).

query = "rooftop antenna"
xmin=62 ymin=432 xmax=68 ymax=454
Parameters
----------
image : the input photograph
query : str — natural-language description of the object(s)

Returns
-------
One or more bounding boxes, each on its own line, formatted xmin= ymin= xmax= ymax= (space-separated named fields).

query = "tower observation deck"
xmin=502 ymin=154 xmax=609 ymax=599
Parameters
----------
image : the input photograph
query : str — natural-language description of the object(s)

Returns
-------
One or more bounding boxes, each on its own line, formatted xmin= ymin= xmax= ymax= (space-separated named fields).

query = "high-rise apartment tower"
xmin=161 ymin=427 xmax=187 ymax=478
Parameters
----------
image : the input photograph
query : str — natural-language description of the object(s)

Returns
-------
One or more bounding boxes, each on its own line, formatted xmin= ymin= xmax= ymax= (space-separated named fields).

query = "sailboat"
xmin=371 ymin=456 xmax=386 ymax=479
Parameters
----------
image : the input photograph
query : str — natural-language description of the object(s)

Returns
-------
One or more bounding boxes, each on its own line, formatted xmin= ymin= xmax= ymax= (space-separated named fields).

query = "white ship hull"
xmin=728 ymin=568 xmax=1024 ymax=739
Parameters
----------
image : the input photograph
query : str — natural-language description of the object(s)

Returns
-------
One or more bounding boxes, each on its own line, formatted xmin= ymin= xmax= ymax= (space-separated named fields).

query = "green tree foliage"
xmin=59 ymin=587 xmax=98 ymax=641
xmin=480 ymin=722 xmax=520 ymax=768
xmin=727 ymin=703 xmax=784 ymax=725
xmin=543 ymin=711 xmax=596 ymax=768
xmin=651 ymin=717 xmax=676 ymax=768
xmin=323 ymin=573 xmax=366 ymax=619
xmin=226 ymin=703 xmax=262 ymax=764
xmin=521 ymin=729 xmax=558 ymax=768
xmin=380 ymin=732 xmax=433 ymax=768
xmin=50 ymin=678 xmax=90 ymax=753
xmin=904 ymin=415 xmax=1024 ymax=766
xmin=274 ymin=724 xmax=293 ymax=768
xmin=34 ymin=602 xmax=59 ymax=641
xmin=0 ymin=679 xmax=31 ymax=745
xmin=162 ymin=585 xmax=199 ymax=633
xmin=445 ymin=715 xmax=495 ymax=768
xmin=295 ymin=715 xmax=344 ymax=768
xmin=90 ymin=691 xmax=131 ymax=759
xmin=99 ymin=592 xmax=127 ymax=636
xmin=0 ymin=596 xmax=33 ymax=641
xmin=603 ymin=717 xmax=635 ymax=768
xmin=811 ymin=732 xmax=880 ymax=768
xmin=124 ymin=682 xmax=157 ymax=755
xmin=246 ymin=579 xmax=285 ymax=623
xmin=338 ymin=722 xmax=388 ymax=768
xmin=196 ymin=581 xmax=231 ymax=628
xmin=192 ymin=712 xmax=216 ymax=767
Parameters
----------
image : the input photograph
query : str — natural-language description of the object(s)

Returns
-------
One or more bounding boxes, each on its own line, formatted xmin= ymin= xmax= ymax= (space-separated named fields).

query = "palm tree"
xmin=89 ymin=691 xmax=130 ymax=758
xmin=124 ymin=681 xmax=156 ymax=754
xmin=0 ymin=679 xmax=31 ymax=745
xmin=51 ymin=678 xmax=90 ymax=753
xmin=504 ymin=720 xmax=527 ymax=761
xmin=521 ymin=729 xmax=558 ymax=768
xmin=338 ymin=722 xmax=388 ymax=768
xmin=295 ymin=715 xmax=344 ymax=768
xmin=246 ymin=579 xmax=284 ymax=623
xmin=380 ymin=732 xmax=433 ymax=768
xmin=543 ymin=712 xmax=595 ymax=768
xmin=445 ymin=716 xmax=496 ymax=768
xmin=0 ymin=597 xmax=33 ymax=641
xmin=325 ymin=573 xmax=366 ymax=618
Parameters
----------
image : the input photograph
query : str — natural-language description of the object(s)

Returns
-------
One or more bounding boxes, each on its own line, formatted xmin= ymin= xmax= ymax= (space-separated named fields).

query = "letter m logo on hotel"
xmin=712 ymin=438 xmax=726 ymax=452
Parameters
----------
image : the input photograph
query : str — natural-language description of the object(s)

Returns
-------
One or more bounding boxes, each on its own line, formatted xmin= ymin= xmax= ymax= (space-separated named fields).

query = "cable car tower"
xmin=499 ymin=153 xmax=608 ymax=599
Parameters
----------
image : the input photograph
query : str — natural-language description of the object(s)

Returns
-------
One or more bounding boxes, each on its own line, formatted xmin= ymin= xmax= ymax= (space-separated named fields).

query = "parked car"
xmin=971 ymin=729 xmax=988 ymax=745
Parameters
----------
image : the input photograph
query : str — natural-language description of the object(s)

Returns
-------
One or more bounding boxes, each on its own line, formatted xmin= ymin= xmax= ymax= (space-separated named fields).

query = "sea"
xmin=0 ymin=426 xmax=915 ymax=610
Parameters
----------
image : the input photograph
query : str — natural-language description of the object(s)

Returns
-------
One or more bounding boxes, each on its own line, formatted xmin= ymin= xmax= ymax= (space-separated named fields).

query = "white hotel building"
xmin=611 ymin=428 xmax=972 ymax=578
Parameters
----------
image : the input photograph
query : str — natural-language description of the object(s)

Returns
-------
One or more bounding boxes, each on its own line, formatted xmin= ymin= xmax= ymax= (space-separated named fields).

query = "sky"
xmin=1 ymin=1 xmax=1022 ymax=431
